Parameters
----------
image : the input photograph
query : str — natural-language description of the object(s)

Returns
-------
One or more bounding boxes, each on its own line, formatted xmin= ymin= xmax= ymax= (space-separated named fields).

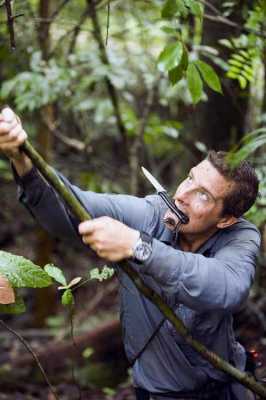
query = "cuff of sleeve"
xmin=139 ymin=238 xmax=181 ymax=278
xmin=11 ymin=163 xmax=39 ymax=187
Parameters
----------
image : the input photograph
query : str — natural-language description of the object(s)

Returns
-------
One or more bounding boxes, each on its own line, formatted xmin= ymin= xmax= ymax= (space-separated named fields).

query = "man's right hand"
xmin=0 ymin=107 xmax=27 ymax=160
xmin=0 ymin=107 xmax=32 ymax=176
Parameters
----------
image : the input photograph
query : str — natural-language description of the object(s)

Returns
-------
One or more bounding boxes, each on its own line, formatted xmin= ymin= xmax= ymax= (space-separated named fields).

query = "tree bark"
xmin=33 ymin=0 xmax=56 ymax=327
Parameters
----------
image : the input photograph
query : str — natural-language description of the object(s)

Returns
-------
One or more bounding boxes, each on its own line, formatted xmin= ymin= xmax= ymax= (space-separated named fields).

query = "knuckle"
xmin=8 ymin=127 xmax=19 ymax=139
xmin=82 ymin=235 xmax=89 ymax=244
xmin=96 ymin=242 xmax=103 ymax=251
xmin=22 ymin=130 xmax=27 ymax=140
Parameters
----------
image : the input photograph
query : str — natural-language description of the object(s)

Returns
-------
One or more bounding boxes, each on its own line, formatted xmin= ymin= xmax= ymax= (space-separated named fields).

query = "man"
xmin=0 ymin=108 xmax=260 ymax=400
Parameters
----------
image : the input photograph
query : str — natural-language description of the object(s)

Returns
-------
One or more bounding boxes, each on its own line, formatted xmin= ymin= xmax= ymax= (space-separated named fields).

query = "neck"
xmin=179 ymin=229 xmax=218 ymax=252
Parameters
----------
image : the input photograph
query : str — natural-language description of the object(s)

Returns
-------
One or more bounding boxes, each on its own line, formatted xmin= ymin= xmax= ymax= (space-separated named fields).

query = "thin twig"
xmin=87 ymin=0 xmax=128 ymax=149
xmin=105 ymin=0 xmax=111 ymax=46
xmin=68 ymin=6 xmax=90 ymax=54
xmin=0 ymin=319 xmax=60 ymax=400
xmin=68 ymin=305 xmax=82 ymax=400
xmin=129 ymin=86 xmax=155 ymax=194
xmin=50 ymin=0 xmax=72 ymax=21
xmin=4 ymin=0 xmax=16 ymax=49
xmin=201 ymin=0 xmax=266 ymax=40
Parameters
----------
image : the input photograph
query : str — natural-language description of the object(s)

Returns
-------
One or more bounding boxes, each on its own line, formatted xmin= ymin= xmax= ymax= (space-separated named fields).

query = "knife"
xmin=141 ymin=167 xmax=189 ymax=225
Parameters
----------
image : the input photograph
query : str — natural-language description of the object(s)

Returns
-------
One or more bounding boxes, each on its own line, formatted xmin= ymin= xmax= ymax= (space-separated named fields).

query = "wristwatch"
xmin=132 ymin=231 xmax=153 ymax=263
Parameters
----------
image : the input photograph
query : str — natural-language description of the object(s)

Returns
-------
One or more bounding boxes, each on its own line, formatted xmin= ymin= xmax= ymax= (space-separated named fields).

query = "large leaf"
xmin=168 ymin=45 xmax=188 ymax=85
xmin=187 ymin=62 xmax=203 ymax=104
xmin=0 ymin=251 xmax=52 ymax=288
xmin=0 ymin=274 xmax=15 ymax=304
xmin=44 ymin=264 xmax=67 ymax=286
xmin=161 ymin=0 xmax=178 ymax=18
xmin=158 ymin=42 xmax=183 ymax=72
xmin=194 ymin=60 xmax=222 ymax=93
xmin=0 ymin=294 xmax=26 ymax=315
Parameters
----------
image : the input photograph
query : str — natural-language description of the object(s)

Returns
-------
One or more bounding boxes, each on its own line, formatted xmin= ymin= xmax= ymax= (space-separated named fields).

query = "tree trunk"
xmin=191 ymin=1 xmax=249 ymax=151
xmin=33 ymin=0 xmax=56 ymax=327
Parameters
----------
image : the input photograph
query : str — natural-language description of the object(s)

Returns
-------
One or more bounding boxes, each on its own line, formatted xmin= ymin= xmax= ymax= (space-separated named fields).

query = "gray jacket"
xmin=15 ymin=167 xmax=261 ymax=400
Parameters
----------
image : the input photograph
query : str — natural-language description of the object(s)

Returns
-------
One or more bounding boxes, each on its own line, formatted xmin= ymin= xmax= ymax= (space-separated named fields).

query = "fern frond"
xmin=226 ymin=48 xmax=256 ymax=89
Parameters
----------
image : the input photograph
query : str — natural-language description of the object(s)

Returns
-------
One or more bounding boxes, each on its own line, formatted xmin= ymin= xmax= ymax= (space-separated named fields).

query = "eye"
xmin=187 ymin=175 xmax=193 ymax=183
xmin=198 ymin=191 xmax=209 ymax=201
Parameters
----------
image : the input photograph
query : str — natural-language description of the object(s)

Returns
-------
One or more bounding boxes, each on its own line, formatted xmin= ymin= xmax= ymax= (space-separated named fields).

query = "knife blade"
xmin=141 ymin=167 xmax=189 ymax=225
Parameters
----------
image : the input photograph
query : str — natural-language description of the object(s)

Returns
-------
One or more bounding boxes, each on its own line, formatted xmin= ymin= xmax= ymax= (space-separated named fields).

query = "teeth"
xmin=163 ymin=216 xmax=176 ymax=227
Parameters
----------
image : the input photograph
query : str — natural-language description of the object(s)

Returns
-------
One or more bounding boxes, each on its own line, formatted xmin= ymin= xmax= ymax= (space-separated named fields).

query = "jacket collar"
xmin=160 ymin=225 xmax=222 ymax=256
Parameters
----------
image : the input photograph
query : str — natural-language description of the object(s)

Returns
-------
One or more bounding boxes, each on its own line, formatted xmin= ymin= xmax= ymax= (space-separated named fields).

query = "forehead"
xmin=192 ymin=160 xmax=234 ymax=200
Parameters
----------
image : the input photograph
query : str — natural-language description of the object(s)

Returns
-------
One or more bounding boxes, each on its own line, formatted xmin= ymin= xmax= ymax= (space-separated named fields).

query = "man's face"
xmin=164 ymin=160 xmax=235 ymax=237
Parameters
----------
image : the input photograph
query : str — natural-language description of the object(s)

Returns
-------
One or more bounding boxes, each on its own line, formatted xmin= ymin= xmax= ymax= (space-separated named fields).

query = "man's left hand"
xmin=78 ymin=217 xmax=140 ymax=262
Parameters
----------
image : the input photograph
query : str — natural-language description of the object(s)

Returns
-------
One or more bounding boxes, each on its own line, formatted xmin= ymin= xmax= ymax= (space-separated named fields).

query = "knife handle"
xmin=159 ymin=192 xmax=189 ymax=224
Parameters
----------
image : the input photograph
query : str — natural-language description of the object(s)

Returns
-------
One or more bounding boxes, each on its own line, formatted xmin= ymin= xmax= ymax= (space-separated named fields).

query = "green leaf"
xmin=240 ymin=69 xmax=254 ymax=82
xmin=239 ymin=50 xmax=250 ymax=60
xmin=187 ymin=63 xmax=203 ymax=104
xmin=0 ymin=79 xmax=17 ymax=99
xmin=176 ymin=0 xmax=187 ymax=15
xmin=189 ymin=0 xmax=203 ymax=19
xmin=194 ymin=60 xmax=222 ymax=94
xmin=169 ymin=65 xmax=184 ymax=84
xmin=168 ymin=45 xmax=188 ymax=85
xmin=0 ymin=251 xmax=52 ymax=288
xmin=89 ymin=266 xmax=114 ymax=282
xmin=82 ymin=347 xmax=94 ymax=359
xmin=67 ymin=277 xmax=82 ymax=288
xmin=161 ymin=26 xmax=178 ymax=35
xmin=44 ymin=264 xmax=67 ymax=286
xmin=227 ymin=129 xmax=266 ymax=167
xmin=58 ymin=276 xmax=82 ymax=290
xmin=227 ymin=71 xmax=238 ymax=79
xmin=0 ymin=294 xmax=26 ymax=315
xmin=103 ymin=388 xmax=116 ymax=396
xmin=238 ymin=75 xmax=247 ymax=89
xmin=161 ymin=0 xmax=178 ymax=18
xmin=158 ymin=42 xmax=183 ymax=72
xmin=230 ymin=53 xmax=246 ymax=63
xmin=62 ymin=289 xmax=74 ymax=306
xmin=219 ymin=38 xmax=233 ymax=49
xmin=228 ymin=59 xmax=244 ymax=68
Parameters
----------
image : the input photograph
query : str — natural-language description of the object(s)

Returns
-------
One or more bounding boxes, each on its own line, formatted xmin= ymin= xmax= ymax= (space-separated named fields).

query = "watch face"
xmin=134 ymin=242 xmax=152 ymax=261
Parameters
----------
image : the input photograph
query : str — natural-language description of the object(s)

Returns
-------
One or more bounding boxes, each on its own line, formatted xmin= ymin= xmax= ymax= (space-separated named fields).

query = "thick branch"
xmin=20 ymin=139 xmax=266 ymax=398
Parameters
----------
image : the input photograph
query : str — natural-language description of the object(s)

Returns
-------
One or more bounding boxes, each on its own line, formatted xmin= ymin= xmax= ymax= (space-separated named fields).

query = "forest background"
xmin=0 ymin=0 xmax=266 ymax=399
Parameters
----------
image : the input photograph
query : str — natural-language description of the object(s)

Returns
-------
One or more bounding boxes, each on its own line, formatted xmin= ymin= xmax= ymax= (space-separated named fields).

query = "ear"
xmin=217 ymin=215 xmax=238 ymax=229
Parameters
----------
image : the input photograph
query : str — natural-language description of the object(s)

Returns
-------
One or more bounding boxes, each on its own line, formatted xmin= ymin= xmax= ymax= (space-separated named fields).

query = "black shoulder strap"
xmin=130 ymin=317 xmax=165 ymax=366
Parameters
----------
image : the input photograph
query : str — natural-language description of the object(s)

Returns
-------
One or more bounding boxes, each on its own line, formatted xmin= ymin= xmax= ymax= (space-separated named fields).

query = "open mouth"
xmin=163 ymin=209 xmax=187 ymax=230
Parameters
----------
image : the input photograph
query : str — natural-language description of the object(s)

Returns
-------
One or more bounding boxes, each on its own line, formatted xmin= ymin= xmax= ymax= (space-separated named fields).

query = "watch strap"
xmin=139 ymin=231 xmax=152 ymax=245
xmin=132 ymin=231 xmax=153 ymax=263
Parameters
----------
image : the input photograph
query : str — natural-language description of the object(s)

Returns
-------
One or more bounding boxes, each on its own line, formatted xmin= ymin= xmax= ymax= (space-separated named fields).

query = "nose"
xmin=174 ymin=185 xmax=191 ymax=206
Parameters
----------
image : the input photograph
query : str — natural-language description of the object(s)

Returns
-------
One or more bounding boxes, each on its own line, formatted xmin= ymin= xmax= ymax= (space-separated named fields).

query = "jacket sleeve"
xmin=13 ymin=166 xmax=157 ymax=242
xmin=138 ymin=228 xmax=260 ymax=312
